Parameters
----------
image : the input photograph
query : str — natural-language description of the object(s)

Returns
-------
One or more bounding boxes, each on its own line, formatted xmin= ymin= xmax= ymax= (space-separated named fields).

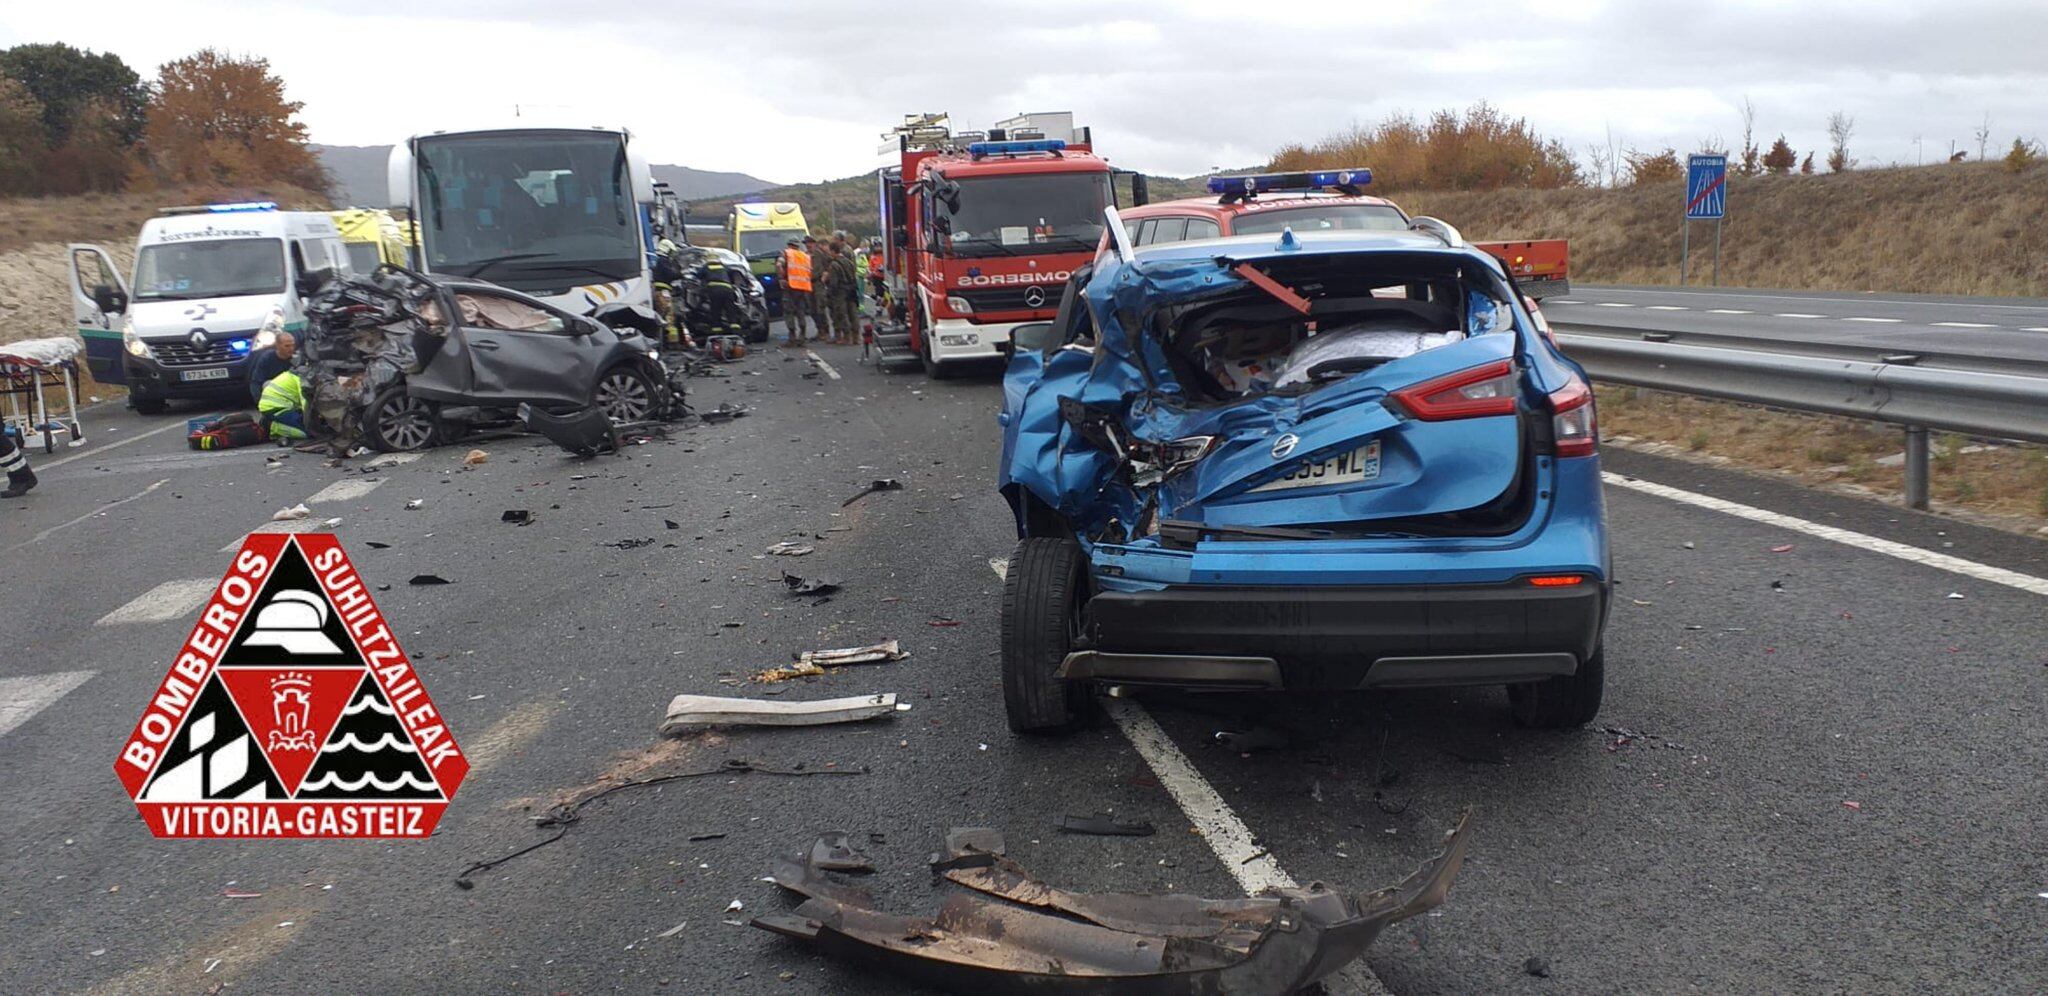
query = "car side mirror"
xmin=1011 ymin=322 xmax=1054 ymax=352
xmin=574 ymin=317 xmax=604 ymax=336
xmin=1130 ymin=174 xmax=1150 ymax=207
xmin=93 ymin=284 xmax=127 ymax=315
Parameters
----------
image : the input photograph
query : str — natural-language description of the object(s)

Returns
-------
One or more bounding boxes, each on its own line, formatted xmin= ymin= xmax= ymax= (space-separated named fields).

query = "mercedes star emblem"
xmin=1023 ymin=286 xmax=1047 ymax=308
xmin=1271 ymin=433 xmax=1300 ymax=459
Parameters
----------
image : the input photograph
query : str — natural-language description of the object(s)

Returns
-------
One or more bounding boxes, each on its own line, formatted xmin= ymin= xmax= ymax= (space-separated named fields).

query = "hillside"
xmin=1399 ymin=160 xmax=2048 ymax=296
xmin=311 ymin=144 xmax=779 ymax=208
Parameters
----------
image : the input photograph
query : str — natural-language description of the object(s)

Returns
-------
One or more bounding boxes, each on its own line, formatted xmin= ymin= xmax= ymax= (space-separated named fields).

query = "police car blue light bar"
xmin=967 ymin=139 xmax=1067 ymax=158
xmin=207 ymin=201 xmax=278 ymax=213
xmin=1206 ymin=169 xmax=1373 ymax=196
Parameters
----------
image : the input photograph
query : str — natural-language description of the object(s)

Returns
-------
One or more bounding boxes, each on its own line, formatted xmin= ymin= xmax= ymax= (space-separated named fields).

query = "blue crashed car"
xmin=995 ymin=205 xmax=1609 ymax=733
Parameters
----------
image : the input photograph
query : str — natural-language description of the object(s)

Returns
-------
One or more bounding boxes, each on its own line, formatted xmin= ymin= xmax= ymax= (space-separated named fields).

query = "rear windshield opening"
xmin=1153 ymin=256 xmax=1518 ymax=403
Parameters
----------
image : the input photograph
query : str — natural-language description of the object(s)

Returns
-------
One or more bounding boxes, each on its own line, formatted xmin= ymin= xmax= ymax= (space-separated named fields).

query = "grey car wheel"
xmin=367 ymin=386 xmax=438 ymax=452
xmin=593 ymin=365 xmax=657 ymax=423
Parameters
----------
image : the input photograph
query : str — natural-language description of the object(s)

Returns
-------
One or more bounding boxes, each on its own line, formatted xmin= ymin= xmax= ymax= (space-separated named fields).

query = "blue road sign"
xmin=1686 ymin=154 xmax=1727 ymax=220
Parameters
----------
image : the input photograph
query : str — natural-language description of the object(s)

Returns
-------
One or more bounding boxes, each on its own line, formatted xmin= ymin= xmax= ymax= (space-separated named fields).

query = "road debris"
xmin=405 ymin=499 xmax=424 ymax=510
xmin=607 ymin=537 xmax=656 ymax=550
xmin=657 ymin=921 xmax=689 ymax=939
xmin=501 ymin=510 xmax=533 ymax=525
xmin=1214 ymin=725 xmax=1292 ymax=753
xmin=452 ymin=758 xmax=864 ymax=889
xmin=754 ymin=814 xmax=1472 ymax=993
xmin=780 ymin=572 xmax=842 ymax=597
xmin=840 ymin=478 xmax=904 ymax=507
xmin=1946 ymin=592 xmax=1966 ymax=600
xmin=1524 ymin=956 xmax=1552 ymax=978
xmin=756 ymin=640 xmax=909 ymax=682
xmin=271 ymin=503 xmax=311 ymax=521
xmin=765 ymin=541 xmax=815 ymax=556
xmin=408 ymin=574 xmax=454 ymax=586
xmin=463 ymin=448 xmax=490 ymax=466
xmin=661 ymin=693 xmax=907 ymax=735
xmin=1056 ymin=813 xmax=1156 ymax=837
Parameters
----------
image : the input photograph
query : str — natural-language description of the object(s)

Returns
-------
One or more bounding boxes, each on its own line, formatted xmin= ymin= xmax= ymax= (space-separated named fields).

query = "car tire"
xmin=364 ymin=384 xmax=440 ymax=453
xmin=1001 ymin=536 xmax=1093 ymax=734
xmin=1508 ymin=645 xmax=1605 ymax=729
xmin=131 ymin=395 xmax=167 ymax=415
xmin=592 ymin=364 xmax=661 ymax=423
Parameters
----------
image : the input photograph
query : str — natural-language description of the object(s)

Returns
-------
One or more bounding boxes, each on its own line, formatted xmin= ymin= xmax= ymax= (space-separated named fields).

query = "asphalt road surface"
xmin=1549 ymin=285 xmax=2048 ymax=373
xmin=3 ymin=334 xmax=2045 ymax=994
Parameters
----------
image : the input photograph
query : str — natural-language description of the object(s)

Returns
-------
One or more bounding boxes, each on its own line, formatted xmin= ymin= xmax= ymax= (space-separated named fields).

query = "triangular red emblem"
xmin=114 ymin=534 xmax=467 ymax=838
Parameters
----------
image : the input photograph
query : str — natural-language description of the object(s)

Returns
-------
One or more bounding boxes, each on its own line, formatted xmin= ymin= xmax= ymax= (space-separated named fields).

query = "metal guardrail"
xmin=1556 ymin=333 xmax=2048 ymax=510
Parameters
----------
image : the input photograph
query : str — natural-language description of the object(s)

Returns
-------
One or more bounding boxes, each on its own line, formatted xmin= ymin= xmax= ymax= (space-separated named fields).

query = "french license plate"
xmin=1254 ymin=441 xmax=1381 ymax=492
xmin=181 ymin=367 xmax=230 ymax=382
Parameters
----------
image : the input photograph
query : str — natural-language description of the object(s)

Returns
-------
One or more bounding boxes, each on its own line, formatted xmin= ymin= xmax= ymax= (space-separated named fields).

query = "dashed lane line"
xmin=1705 ymin=308 xmax=1752 ymax=314
xmin=1774 ymin=312 xmax=1827 ymax=319
xmin=35 ymin=415 xmax=213 ymax=473
xmin=2025 ymin=327 xmax=2048 ymax=333
xmin=1843 ymin=316 xmax=1902 ymax=323
xmin=4 ymin=478 xmax=169 ymax=554
xmin=305 ymin=478 xmax=384 ymax=504
xmin=96 ymin=578 xmax=216 ymax=626
xmin=804 ymin=348 xmax=843 ymax=381
xmin=0 ymin=670 xmax=96 ymax=739
xmin=1593 ymin=302 xmax=1634 ymax=308
xmin=1643 ymin=305 xmax=1687 ymax=311
xmin=1605 ymin=474 xmax=2048 ymax=598
xmin=1931 ymin=321 xmax=1997 ymax=328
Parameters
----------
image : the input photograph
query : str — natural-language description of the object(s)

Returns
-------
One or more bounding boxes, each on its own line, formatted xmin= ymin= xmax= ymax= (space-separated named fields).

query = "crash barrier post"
xmin=1554 ymin=333 xmax=2048 ymax=513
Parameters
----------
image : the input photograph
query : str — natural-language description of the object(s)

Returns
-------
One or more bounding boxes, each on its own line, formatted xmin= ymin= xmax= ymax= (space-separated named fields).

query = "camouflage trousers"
xmin=822 ymin=291 xmax=859 ymax=341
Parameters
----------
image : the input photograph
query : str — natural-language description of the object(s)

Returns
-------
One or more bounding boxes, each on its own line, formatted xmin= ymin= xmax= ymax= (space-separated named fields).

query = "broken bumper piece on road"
xmin=753 ymin=812 xmax=1472 ymax=994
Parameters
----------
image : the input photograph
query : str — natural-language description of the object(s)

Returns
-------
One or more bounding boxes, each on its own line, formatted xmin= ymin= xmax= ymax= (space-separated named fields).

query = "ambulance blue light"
xmin=230 ymin=338 xmax=252 ymax=353
xmin=206 ymin=201 xmax=278 ymax=213
xmin=1205 ymin=169 xmax=1373 ymax=196
xmin=968 ymin=139 xmax=1067 ymax=158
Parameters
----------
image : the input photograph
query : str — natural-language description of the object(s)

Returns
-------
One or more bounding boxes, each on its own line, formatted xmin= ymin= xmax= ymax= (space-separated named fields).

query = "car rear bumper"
xmin=1070 ymin=579 xmax=1606 ymax=690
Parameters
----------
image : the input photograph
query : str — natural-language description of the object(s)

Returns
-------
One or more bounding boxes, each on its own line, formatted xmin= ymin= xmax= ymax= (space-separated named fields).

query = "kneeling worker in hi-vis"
xmin=257 ymin=368 xmax=309 ymax=441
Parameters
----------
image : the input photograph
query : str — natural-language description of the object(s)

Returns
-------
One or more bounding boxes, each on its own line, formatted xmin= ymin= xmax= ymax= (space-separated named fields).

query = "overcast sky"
xmin=4 ymin=1 xmax=2043 ymax=184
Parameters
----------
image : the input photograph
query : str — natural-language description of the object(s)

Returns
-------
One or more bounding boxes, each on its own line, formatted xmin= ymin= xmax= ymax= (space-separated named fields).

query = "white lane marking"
xmin=4 ymin=478 xmax=169 ymax=554
xmin=803 ymin=349 xmax=843 ymax=381
xmin=1583 ymin=289 xmax=2048 ymax=313
xmin=1594 ymin=302 xmax=1634 ymax=308
xmin=2024 ymin=327 xmax=2048 ymax=333
xmin=34 ymin=415 xmax=214 ymax=473
xmin=1843 ymin=316 xmax=1902 ymax=323
xmin=1644 ymin=305 xmax=1688 ymax=311
xmin=1548 ymin=298 xmax=1581 ymax=304
xmin=1931 ymin=321 xmax=1997 ymax=328
xmin=1774 ymin=313 xmax=1827 ymax=319
xmin=306 ymin=478 xmax=383 ymax=504
xmin=96 ymin=578 xmax=216 ymax=626
xmin=0 ymin=671 xmax=96 ymax=739
xmin=364 ymin=452 xmax=422 ymax=469
xmin=1706 ymin=309 xmax=1752 ymax=314
xmin=1105 ymin=699 xmax=1300 ymax=893
xmin=1605 ymin=474 xmax=2048 ymax=597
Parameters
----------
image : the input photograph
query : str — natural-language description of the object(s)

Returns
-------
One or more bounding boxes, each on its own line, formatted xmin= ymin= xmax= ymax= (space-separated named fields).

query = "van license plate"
xmin=181 ymin=367 xmax=230 ymax=382
xmin=1254 ymin=441 xmax=1381 ymax=492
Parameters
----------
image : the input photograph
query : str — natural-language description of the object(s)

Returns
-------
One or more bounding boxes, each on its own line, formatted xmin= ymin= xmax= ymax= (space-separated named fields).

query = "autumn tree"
xmin=1623 ymin=147 xmax=1682 ymax=186
xmin=2006 ymin=137 xmax=2041 ymax=173
xmin=1799 ymin=152 xmax=1815 ymax=174
xmin=143 ymin=49 xmax=328 ymax=192
xmin=42 ymin=97 xmax=134 ymax=195
xmin=1825 ymin=111 xmax=1854 ymax=172
xmin=1737 ymin=97 xmax=1760 ymax=177
xmin=0 ymin=73 xmax=47 ymax=195
xmin=1762 ymin=135 xmax=1796 ymax=174
xmin=1269 ymin=102 xmax=1579 ymax=193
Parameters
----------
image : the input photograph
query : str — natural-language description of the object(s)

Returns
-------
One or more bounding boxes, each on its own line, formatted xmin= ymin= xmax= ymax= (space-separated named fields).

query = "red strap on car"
xmin=1231 ymin=263 xmax=1312 ymax=315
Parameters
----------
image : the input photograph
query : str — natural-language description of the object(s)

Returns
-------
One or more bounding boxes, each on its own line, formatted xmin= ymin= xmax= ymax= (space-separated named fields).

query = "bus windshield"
xmin=937 ymin=172 xmax=1109 ymax=257
xmin=415 ymin=131 xmax=641 ymax=287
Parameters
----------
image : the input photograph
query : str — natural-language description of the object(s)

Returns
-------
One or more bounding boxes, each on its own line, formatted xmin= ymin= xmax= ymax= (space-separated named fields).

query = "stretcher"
xmin=0 ymin=337 xmax=86 ymax=454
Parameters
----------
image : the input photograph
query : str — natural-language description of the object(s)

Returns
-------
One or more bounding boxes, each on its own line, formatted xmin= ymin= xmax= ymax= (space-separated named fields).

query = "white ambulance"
xmin=69 ymin=202 xmax=353 ymax=413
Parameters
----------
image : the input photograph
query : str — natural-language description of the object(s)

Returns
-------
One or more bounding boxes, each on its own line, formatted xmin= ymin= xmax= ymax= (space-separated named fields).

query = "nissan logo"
xmin=1023 ymin=286 xmax=1047 ymax=308
xmin=1271 ymin=433 xmax=1299 ymax=459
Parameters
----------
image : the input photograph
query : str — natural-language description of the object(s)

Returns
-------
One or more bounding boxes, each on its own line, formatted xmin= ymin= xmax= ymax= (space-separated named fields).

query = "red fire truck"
xmin=871 ymin=114 xmax=1143 ymax=377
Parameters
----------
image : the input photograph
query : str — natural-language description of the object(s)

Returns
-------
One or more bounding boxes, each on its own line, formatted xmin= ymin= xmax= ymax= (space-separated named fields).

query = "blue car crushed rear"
xmin=995 ymin=224 xmax=1610 ymax=730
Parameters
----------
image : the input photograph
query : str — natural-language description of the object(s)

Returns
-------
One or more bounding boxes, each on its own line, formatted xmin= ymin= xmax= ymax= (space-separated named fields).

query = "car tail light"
xmin=1525 ymin=574 xmax=1585 ymax=587
xmin=1130 ymin=435 xmax=1218 ymax=485
xmin=1549 ymin=376 xmax=1596 ymax=457
xmin=1392 ymin=360 xmax=1517 ymax=421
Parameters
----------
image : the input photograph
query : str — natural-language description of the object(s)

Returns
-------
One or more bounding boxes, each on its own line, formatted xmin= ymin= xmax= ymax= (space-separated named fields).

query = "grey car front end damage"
xmin=752 ymin=812 xmax=1472 ymax=994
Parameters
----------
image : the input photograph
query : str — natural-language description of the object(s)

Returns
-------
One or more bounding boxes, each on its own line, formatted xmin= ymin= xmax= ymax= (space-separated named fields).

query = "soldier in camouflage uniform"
xmin=818 ymin=237 xmax=861 ymax=344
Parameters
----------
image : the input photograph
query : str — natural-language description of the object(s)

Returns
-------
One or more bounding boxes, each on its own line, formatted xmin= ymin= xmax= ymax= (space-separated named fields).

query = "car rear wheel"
xmin=1001 ymin=536 xmax=1093 ymax=734
xmin=593 ymin=365 xmax=659 ymax=423
xmin=1507 ymin=645 xmax=1605 ymax=729
xmin=365 ymin=384 xmax=440 ymax=453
